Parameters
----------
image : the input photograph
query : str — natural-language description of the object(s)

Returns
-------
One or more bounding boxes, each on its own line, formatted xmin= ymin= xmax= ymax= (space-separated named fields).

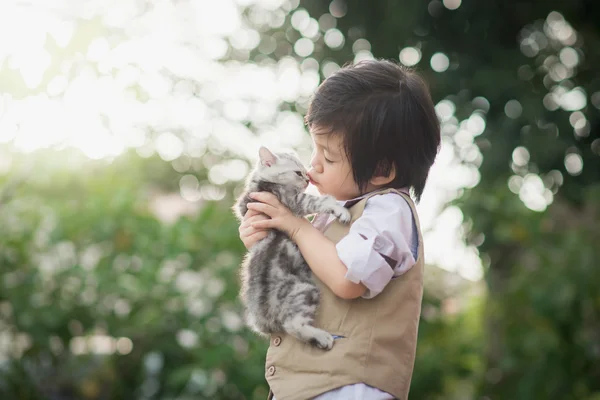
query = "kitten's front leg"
xmin=234 ymin=192 xmax=252 ymax=221
xmin=294 ymin=193 xmax=351 ymax=224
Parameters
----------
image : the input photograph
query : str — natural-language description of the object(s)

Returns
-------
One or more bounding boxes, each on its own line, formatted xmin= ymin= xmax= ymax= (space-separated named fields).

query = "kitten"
xmin=234 ymin=147 xmax=351 ymax=350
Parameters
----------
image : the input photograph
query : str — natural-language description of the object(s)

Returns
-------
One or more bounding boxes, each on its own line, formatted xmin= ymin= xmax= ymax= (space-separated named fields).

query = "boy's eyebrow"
xmin=312 ymin=136 xmax=337 ymax=154
xmin=317 ymin=142 xmax=331 ymax=151
xmin=316 ymin=142 xmax=338 ymax=155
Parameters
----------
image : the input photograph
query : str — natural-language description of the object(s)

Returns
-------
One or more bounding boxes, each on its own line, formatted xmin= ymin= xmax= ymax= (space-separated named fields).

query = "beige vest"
xmin=265 ymin=189 xmax=425 ymax=400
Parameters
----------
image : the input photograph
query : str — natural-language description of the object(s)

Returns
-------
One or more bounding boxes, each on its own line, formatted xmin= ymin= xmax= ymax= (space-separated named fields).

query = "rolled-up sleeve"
xmin=335 ymin=193 xmax=417 ymax=299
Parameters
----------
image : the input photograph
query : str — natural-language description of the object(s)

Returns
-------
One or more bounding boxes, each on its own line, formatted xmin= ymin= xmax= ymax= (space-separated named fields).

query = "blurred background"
xmin=0 ymin=0 xmax=599 ymax=399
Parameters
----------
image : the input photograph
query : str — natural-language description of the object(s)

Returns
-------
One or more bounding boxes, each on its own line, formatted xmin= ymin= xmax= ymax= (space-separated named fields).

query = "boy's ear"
xmin=370 ymin=164 xmax=396 ymax=186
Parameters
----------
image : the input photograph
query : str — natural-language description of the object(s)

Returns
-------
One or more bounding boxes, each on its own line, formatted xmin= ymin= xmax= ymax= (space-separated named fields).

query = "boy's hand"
xmin=246 ymin=192 xmax=310 ymax=241
xmin=239 ymin=208 xmax=270 ymax=250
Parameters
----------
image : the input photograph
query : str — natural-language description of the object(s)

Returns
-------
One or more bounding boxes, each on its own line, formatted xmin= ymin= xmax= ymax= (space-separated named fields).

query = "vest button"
xmin=273 ymin=336 xmax=282 ymax=346
xmin=267 ymin=365 xmax=276 ymax=376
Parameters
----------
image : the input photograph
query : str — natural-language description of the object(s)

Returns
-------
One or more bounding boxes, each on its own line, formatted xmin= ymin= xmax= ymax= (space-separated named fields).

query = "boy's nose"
xmin=309 ymin=164 xmax=323 ymax=174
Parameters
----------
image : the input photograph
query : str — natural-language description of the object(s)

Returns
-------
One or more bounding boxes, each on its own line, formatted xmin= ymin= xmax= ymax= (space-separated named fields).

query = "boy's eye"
xmin=324 ymin=157 xmax=334 ymax=163
xmin=295 ymin=171 xmax=303 ymax=177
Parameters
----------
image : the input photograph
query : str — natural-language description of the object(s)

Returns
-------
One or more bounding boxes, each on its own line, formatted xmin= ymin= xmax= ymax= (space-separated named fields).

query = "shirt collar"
xmin=338 ymin=187 xmax=410 ymax=208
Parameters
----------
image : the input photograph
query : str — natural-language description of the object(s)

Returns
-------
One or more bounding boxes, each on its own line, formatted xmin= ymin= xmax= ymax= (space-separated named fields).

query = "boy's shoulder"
xmin=363 ymin=191 xmax=413 ymax=215
xmin=365 ymin=190 xmax=411 ymax=205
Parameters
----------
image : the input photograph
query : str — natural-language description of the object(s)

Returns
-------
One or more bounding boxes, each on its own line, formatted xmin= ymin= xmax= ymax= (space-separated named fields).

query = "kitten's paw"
xmin=309 ymin=330 xmax=334 ymax=350
xmin=333 ymin=206 xmax=351 ymax=224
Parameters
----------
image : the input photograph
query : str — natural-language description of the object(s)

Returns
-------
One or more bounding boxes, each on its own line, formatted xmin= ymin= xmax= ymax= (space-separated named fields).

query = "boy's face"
xmin=308 ymin=126 xmax=374 ymax=201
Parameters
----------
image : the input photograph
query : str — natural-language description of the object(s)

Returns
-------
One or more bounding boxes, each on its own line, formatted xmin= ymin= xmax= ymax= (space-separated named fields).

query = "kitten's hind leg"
xmin=282 ymin=316 xmax=334 ymax=350
xmin=245 ymin=306 xmax=278 ymax=337
xmin=277 ymin=278 xmax=334 ymax=349
xmin=245 ymin=311 xmax=267 ymax=337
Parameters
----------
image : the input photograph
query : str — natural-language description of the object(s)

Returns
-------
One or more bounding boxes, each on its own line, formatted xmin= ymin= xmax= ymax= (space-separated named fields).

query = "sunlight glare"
xmin=156 ymin=132 xmax=185 ymax=161
xmin=0 ymin=0 xmax=487 ymax=283
xmin=519 ymin=174 xmax=552 ymax=212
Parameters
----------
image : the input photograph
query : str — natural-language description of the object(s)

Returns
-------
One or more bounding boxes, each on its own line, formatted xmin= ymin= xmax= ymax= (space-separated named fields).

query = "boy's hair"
xmin=305 ymin=59 xmax=440 ymax=202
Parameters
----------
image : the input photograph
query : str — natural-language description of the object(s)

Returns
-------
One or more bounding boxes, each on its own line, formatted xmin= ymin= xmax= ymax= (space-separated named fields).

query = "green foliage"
xmin=470 ymin=186 xmax=600 ymax=399
xmin=0 ymin=150 xmax=268 ymax=399
xmin=411 ymin=292 xmax=484 ymax=400
xmin=0 ymin=149 xmax=481 ymax=400
xmin=2 ymin=0 xmax=600 ymax=398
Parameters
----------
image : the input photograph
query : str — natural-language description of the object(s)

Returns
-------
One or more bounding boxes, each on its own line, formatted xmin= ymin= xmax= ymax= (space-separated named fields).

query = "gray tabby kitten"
xmin=234 ymin=146 xmax=351 ymax=350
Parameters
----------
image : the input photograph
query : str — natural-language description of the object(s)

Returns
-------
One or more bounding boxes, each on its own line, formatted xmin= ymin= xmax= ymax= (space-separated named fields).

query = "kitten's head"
xmin=252 ymin=147 xmax=309 ymax=191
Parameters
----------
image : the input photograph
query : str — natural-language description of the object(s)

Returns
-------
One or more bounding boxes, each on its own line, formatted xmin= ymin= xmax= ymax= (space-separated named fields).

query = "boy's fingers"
xmin=243 ymin=208 xmax=261 ymax=219
xmin=249 ymin=214 xmax=269 ymax=222
xmin=250 ymin=231 xmax=268 ymax=240
xmin=252 ymin=220 xmax=272 ymax=230
xmin=249 ymin=191 xmax=276 ymax=202
xmin=240 ymin=218 xmax=254 ymax=232
xmin=244 ymin=215 xmax=269 ymax=229
xmin=244 ymin=207 xmax=272 ymax=223
xmin=239 ymin=212 xmax=272 ymax=245
xmin=240 ymin=219 xmax=270 ymax=237
xmin=243 ymin=230 xmax=268 ymax=249
xmin=247 ymin=202 xmax=273 ymax=215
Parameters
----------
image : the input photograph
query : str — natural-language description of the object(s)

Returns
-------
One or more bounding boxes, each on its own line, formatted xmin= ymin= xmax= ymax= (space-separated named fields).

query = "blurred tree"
xmin=2 ymin=0 xmax=600 ymax=399
xmin=0 ymin=150 xmax=268 ymax=399
xmin=0 ymin=149 xmax=476 ymax=399
xmin=276 ymin=0 xmax=600 ymax=397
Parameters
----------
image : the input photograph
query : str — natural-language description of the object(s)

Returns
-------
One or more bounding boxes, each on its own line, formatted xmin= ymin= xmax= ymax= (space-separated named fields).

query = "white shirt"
xmin=274 ymin=191 xmax=419 ymax=400
xmin=313 ymin=191 xmax=418 ymax=299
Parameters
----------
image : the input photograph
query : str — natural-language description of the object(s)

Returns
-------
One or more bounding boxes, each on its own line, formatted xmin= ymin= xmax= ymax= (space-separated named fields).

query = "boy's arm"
xmin=293 ymin=220 xmax=367 ymax=300
xmin=246 ymin=191 xmax=366 ymax=299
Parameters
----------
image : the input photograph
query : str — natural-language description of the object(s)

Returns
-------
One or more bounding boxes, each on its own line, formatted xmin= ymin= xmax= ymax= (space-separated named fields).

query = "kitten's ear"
xmin=259 ymin=146 xmax=277 ymax=167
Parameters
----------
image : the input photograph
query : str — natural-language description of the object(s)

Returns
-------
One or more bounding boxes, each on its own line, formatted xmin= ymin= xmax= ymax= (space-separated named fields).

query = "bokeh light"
xmin=399 ymin=47 xmax=421 ymax=66
xmin=430 ymin=52 xmax=450 ymax=72
xmin=443 ymin=0 xmax=462 ymax=10
xmin=1 ymin=2 xmax=599 ymax=399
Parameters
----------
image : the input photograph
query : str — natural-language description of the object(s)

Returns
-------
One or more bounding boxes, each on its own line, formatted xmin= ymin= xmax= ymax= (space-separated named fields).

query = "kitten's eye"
xmin=295 ymin=171 xmax=303 ymax=177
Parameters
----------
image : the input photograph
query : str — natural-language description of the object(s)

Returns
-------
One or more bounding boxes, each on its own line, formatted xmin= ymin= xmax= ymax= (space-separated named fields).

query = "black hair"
xmin=305 ymin=59 xmax=441 ymax=202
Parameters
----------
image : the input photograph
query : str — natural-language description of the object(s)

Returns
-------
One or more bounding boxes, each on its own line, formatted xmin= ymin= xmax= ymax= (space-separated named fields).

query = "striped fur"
xmin=233 ymin=147 xmax=350 ymax=349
